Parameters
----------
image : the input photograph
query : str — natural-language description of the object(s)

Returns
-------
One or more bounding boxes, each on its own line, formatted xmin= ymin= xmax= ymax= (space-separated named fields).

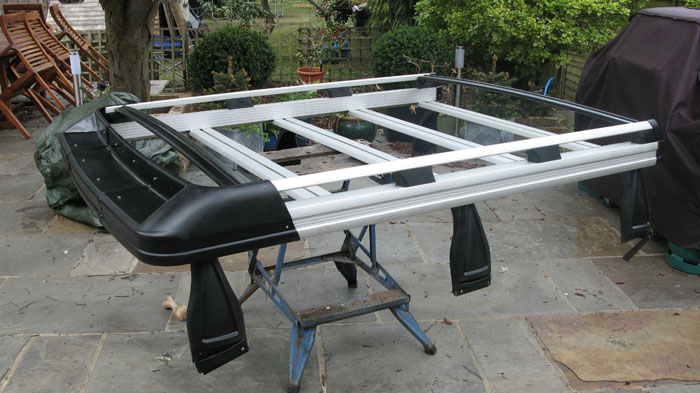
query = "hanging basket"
xmin=297 ymin=67 xmax=325 ymax=84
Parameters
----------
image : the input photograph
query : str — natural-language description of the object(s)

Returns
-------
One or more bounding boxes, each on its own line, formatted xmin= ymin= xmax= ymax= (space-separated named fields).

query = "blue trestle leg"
xmin=241 ymin=224 xmax=436 ymax=393
xmin=391 ymin=305 xmax=437 ymax=355
xmin=288 ymin=325 xmax=316 ymax=393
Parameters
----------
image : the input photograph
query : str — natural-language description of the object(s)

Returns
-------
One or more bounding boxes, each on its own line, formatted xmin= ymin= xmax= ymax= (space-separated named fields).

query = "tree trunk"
xmin=99 ymin=0 xmax=160 ymax=101
xmin=260 ymin=0 xmax=276 ymax=34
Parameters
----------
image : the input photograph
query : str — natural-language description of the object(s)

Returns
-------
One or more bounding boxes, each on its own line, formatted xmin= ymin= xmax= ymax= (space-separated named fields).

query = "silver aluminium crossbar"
xmin=100 ymin=74 xmax=661 ymax=393
xmin=111 ymin=74 xmax=660 ymax=238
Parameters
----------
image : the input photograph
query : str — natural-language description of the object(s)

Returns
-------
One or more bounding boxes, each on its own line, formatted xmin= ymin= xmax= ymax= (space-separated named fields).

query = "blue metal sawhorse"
xmin=239 ymin=224 xmax=436 ymax=393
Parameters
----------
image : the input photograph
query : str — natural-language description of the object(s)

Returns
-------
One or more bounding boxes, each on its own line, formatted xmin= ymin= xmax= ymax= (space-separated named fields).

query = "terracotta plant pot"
xmin=297 ymin=67 xmax=325 ymax=84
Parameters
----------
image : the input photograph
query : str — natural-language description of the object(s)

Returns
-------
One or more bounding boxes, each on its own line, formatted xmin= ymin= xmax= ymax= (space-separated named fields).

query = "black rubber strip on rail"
xmin=418 ymin=74 xmax=637 ymax=125
xmin=115 ymin=105 xmax=240 ymax=186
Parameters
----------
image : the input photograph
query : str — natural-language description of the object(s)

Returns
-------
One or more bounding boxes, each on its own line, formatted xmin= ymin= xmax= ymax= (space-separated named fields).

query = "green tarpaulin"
xmin=34 ymin=93 xmax=179 ymax=227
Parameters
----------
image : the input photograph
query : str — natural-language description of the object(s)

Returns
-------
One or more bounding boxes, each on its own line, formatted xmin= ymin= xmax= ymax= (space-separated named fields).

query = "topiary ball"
xmin=371 ymin=26 xmax=452 ymax=77
xmin=188 ymin=26 xmax=276 ymax=92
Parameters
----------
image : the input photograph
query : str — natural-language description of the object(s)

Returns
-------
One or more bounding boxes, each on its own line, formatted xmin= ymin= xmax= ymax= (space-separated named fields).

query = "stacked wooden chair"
xmin=1 ymin=3 xmax=49 ymax=23
xmin=0 ymin=11 xmax=77 ymax=138
xmin=50 ymin=5 xmax=109 ymax=75
xmin=25 ymin=11 xmax=104 ymax=92
xmin=0 ymin=5 xmax=110 ymax=138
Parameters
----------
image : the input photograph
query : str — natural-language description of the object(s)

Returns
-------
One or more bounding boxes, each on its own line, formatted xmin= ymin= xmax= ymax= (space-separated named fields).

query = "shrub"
xmin=415 ymin=0 xmax=643 ymax=81
xmin=371 ymin=26 xmax=452 ymax=77
xmin=367 ymin=0 xmax=418 ymax=28
xmin=188 ymin=26 xmax=276 ymax=92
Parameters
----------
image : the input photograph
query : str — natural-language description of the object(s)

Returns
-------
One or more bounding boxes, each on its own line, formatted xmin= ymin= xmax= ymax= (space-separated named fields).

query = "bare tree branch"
xmin=305 ymin=0 xmax=324 ymax=14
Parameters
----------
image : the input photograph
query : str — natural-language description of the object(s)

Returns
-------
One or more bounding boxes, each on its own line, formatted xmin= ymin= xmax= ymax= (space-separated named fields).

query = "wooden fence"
xmin=68 ymin=26 xmax=593 ymax=102
xmin=291 ymin=27 xmax=388 ymax=83
xmin=70 ymin=26 xmax=388 ymax=88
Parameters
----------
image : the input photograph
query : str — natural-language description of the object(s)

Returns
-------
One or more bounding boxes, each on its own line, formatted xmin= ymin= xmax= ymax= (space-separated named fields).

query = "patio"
xmin=0 ymin=114 xmax=698 ymax=393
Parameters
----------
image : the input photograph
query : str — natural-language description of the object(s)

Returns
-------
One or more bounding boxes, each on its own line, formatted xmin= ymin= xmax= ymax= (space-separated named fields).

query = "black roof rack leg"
xmin=187 ymin=258 xmax=249 ymax=374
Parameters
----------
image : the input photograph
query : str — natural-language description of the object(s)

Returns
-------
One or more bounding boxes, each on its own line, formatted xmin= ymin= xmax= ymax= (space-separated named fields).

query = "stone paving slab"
xmin=373 ymin=262 xmax=573 ymax=321
xmin=404 ymin=202 xmax=499 ymax=224
xmin=0 ymin=153 xmax=36 ymax=176
xmin=28 ymin=184 xmax=45 ymax=203
xmin=0 ymin=202 xmax=54 ymax=235
xmin=0 ymin=175 xmax=44 ymax=202
xmin=528 ymin=309 xmax=700 ymax=383
xmin=556 ymin=364 xmax=654 ymax=391
xmin=0 ymin=110 xmax=695 ymax=393
xmin=0 ymin=233 xmax=92 ymax=277
xmin=2 ymin=335 xmax=101 ymax=393
xmin=43 ymin=215 xmax=96 ymax=234
xmin=308 ymin=223 xmax=422 ymax=265
xmin=523 ymin=184 xmax=618 ymax=221
xmin=537 ymin=258 xmax=637 ymax=312
xmin=70 ymin=233 xmax=133 ymax=276
xmin=0 ymin=139 xmax=36 ymax=155
xmin=84 ymin=330 xmax=321 ymax=393
xmin=403 ymin=207 xmax=454 ymax=224
xmin=0 ymin=335 xmax=29 ymax=381
xmin=321 ymin=322 xmax=487 ymax=393
xmin=484 ymin=195 xmax=547 ymax=221
xmin=638 ymin=237 xmax=669 ymax=256
xmin=241 ymin=266 xmax=377 ymax=328
xmin=409 ymin=222 xmax=452 ymax=263
xmin=0 ymin=274 xmax=179 ymax=334
xmin=582 ymin=388 xmax=646 ymax=393
xmin=485 ymin=217 xmax=632 ymax=262
xmin=460 ymin=318 xmax=569 ymax=393
xmin=649 ymin=384 xmax=700 ymax=393
xmin=0 ymin=124 xmax=42 ymax=154
xmin=593 ymin=256 xmax=700 ymax=309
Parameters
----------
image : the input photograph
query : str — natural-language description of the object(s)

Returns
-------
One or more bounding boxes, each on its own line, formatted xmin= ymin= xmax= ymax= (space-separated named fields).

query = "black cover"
xmin=449 ymin=204 xmax=491 ymax=296
xmin=576 ymin=7 xmax=700 ymax=249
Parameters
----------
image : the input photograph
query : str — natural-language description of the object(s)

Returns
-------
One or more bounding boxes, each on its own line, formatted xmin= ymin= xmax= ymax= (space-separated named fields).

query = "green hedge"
xmin=188 ymin=26 xmax=276 ymax=92
xmin=371 ymin=26 xmax=452 ymax=77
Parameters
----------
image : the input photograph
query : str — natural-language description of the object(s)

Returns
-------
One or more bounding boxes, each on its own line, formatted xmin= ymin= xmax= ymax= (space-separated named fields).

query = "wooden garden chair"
xmin=0 ymin=12 xmax=77 ymax=137
xmin=50 ymin=5 xmax=109 ymax=74
xmin=2 ymin=4 xmax=49 ymax=25
xmin=5 ymin=4 xmax=103 ymax=84
xmin=25 ymin=10 xmax=102 ymax=96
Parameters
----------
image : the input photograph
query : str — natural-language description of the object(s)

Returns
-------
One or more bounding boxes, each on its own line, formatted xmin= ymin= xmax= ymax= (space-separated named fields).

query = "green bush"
xmin=415 ymin=0 xmax=643 ymax=81
xmin=371 ymin=26 xmax=452 ymax=77
xmin=367 ymin=0 xmax=418 ymax=28
xmin=188 ymin=26 xmax=276 ymax=92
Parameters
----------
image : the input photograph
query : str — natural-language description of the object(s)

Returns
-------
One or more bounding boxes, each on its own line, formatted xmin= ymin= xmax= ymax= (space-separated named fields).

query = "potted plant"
xmin=264 ymin=89 xmax=319 ymax=150
xmin=334 ymin=113 xmax=376 ymax=142
xmin=197 ymin=58 xmax=267 ymax=156
xmin=296 ymin=34 xmax=325 ymax=84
